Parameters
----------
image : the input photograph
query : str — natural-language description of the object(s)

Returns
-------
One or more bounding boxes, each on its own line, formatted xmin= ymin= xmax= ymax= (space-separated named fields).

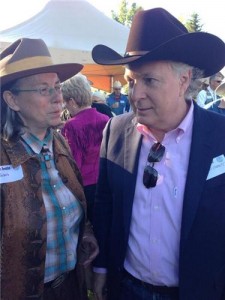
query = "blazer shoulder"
xmin=194 ymin=102 xmax=225 ymax=125
xmin=109 ymin=112 xmax=135 ymax=130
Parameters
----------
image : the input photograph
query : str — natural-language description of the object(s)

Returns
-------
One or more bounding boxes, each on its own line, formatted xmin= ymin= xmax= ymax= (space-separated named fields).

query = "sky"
xmin=0 ymin=0 xmax=224 ymax=42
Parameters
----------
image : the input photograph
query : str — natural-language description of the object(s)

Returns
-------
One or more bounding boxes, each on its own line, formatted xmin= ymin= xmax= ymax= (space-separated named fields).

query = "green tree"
xmin=185 ymin=12 xmax=204 ymax=32
xmin=111 ymin=0 xmax=143 ymax=27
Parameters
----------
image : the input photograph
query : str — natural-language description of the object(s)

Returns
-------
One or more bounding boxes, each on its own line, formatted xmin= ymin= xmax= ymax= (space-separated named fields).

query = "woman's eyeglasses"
xmin=143 ymin=142 xmax=165 ymax=188
xmin=11 ymin=85 xmax=62 ymax=97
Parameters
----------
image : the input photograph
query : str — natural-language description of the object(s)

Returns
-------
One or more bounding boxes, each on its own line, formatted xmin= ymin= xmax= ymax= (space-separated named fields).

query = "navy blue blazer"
xmin=93 ymin=103 xmax=225 ymax=300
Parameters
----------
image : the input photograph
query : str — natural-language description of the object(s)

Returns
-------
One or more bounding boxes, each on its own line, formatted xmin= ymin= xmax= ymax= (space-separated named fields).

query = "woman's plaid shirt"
xmin=21 ymin=130 xmax=83 ymax=283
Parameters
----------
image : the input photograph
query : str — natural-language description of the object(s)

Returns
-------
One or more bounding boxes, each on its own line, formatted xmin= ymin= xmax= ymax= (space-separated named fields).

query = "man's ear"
xmin=2 ymin=91 xmax=20 ymax=111
xmin=179 ymin=69 xmax=192 ymax=97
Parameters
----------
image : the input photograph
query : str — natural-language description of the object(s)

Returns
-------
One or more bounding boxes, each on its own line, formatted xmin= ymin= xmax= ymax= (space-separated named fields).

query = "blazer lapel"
xmin=123 ymin=119 xmax=142 ymax=232
xmin=180 ymin=106 xmax=215 ymax=250
xmin=124 ymin=121 xmax=142 ymax=174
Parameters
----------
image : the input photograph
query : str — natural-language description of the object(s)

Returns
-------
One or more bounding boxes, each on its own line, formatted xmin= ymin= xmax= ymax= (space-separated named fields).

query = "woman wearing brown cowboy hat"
xmin=91 ymin=7 xmax=225 ymax=300
xmin=0 ymin=38 xmax=99 ymax=300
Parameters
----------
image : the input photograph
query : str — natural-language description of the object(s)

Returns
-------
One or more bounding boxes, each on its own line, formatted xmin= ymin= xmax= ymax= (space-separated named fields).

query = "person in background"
xmin=207 ymin=81 xmax=225 ymax=115
xmin=106 ymin=80 xmax=130 ymax=115
xmin=61 ymin=74 xmax=109 ymax=223
xmin=196 ymin=71 xmax=224 ymax=108
xmin=91 ymin=7 xmax=225 ymax=300
xmin=92 ymin=91 xmax=107 ymax=104
xmin=92 ymin=91 xmax=114 ymax=118
xmin=0 ymin=38 xmax=99 ymax=300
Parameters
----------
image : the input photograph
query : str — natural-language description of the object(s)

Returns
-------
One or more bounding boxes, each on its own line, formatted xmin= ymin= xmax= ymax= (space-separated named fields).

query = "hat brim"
xmin=1 ymin=63 xmax=83 ymax=87
xmin=216 ymin=82 xmax=225 ymax=97
xmin=92 ymin=32 xmax=225 ymax=78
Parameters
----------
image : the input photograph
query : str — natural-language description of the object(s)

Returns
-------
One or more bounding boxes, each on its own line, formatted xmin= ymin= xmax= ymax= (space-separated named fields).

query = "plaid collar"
xmin=21 ymin=129 xmax=53 ymax=155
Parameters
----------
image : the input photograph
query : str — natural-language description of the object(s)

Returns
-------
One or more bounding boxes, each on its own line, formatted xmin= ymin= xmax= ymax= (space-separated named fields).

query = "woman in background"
xmin=61 ymin=74 xmax=109 ymax=223
xmin=92 ymin=91 xmax=114 ymax=118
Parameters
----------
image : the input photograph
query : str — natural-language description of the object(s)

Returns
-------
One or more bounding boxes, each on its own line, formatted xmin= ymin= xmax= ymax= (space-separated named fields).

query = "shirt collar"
xmin=208 ymin=86 xmax=215 ymax=94
xmin=21 ymin=129 xmax=53 ymax=154
xmin=137 ymin=100 xmax=194 ymax=142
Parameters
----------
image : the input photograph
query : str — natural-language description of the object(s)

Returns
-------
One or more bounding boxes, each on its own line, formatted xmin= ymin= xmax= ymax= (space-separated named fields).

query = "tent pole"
xmin=111 ymin=76 xmax=114 ymax=93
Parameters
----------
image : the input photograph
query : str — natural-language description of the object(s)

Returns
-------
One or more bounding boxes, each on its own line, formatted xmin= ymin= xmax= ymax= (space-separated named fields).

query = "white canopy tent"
xmin=0 ymin=0 xmax=129 ymax=91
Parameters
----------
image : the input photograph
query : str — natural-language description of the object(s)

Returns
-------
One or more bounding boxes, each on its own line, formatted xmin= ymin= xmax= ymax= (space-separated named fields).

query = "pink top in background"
xmin=62 ymin=108 xmax=109 ymax=186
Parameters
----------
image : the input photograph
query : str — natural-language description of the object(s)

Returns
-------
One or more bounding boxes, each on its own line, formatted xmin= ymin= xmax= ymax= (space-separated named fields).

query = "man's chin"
xmin=135 ymin=115 xmax=147 ymax=125
xmin=135 ymin=110 xmax=149 ymax=119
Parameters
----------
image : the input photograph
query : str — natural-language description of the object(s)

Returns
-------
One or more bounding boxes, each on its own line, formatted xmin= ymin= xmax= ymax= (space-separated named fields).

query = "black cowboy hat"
xmin=92 ymin=8 xmax=225 ymax=77
xmin=0 ymin=38 xmax=83 ymax=87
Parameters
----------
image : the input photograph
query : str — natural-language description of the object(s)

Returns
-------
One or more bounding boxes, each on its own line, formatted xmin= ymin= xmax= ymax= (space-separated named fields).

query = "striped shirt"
xmin=21 ymin=130 xmax=83 ymax=282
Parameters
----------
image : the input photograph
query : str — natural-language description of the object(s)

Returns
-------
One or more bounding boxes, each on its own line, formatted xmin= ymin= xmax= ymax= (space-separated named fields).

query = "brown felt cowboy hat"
xmin=92 ymin=8 xmax=225 ymax=78
xmin=0 ymin=38 xmax=83 ymax=87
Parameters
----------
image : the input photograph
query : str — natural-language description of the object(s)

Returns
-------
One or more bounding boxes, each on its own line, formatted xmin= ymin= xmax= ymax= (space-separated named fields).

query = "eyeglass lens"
xmin=41 ymin=86 xmax=62 ymax=96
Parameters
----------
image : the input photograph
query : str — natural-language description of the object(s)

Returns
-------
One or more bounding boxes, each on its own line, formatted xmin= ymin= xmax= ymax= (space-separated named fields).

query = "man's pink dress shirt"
xmin=124 ymin=102 xmax=194 ymax=286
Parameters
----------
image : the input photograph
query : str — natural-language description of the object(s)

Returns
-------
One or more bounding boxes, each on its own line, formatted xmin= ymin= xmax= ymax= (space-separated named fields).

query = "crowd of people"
xmin=207 ymin=81 xmax=225 ymax=115
xmin=196 ymin=72 xmax=224 ymax=108
xmin=1 ymin=6 xmax=225 ymax=300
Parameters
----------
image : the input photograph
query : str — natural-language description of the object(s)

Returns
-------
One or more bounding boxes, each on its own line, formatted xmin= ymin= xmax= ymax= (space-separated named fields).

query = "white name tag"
xmin=207 ymin=155 xmax=225 ymax=180
xmin=0 ymin=164 xmax=24 ymax=184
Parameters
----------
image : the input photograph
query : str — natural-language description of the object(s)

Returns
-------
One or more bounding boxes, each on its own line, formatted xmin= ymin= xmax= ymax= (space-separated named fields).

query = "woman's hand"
xmin=80 ymin=235 xmax=99 ymax=268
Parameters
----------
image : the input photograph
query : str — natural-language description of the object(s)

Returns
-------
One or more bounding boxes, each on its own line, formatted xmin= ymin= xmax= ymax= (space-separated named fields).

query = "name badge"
xmin=207 ymin=155 xmax=225 ymax=180
xmin=0 ymin=164 xmax=24 ymax=184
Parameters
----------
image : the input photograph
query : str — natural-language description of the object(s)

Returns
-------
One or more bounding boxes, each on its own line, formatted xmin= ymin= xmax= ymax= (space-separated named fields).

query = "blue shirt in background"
xmin=106 ymin=92 xmax=130 ymax=115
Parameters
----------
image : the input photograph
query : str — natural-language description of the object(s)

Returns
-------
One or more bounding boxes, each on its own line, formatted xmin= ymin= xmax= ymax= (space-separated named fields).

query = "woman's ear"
xmin=69 ymin=98 xmax=78 ymax=108
xmin=3 ymin=91 xmax=20 ymax=111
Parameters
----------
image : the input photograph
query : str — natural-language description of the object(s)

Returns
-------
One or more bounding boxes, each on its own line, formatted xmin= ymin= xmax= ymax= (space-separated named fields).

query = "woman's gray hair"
xmin=61 ymin=73 xmax=92 ymax=107
xmin=1 ymin=81 xmax=26 ymax=142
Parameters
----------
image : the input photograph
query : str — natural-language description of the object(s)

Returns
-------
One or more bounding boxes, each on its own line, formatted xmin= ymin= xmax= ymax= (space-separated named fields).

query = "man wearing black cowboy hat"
xmin=0 ymin=38 xmax=99 ymax=299
xmin=91 ymin=8 xmax=225 ymax=300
